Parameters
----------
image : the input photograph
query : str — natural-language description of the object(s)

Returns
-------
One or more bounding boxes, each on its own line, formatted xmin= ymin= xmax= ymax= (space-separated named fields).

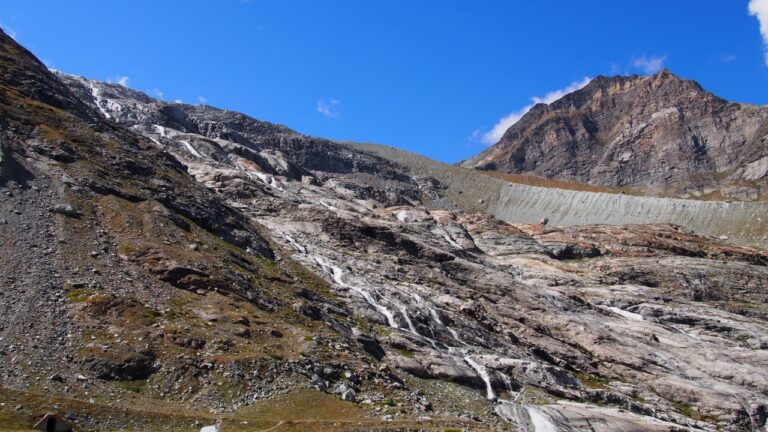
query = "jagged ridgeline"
xmin=462 ymin=70 xmax=768 ymax=201
xmin=1 ymin=28 xmax=768 ymax=431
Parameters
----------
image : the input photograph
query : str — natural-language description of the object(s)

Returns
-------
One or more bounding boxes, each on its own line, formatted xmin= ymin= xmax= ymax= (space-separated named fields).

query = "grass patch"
xmin=395 ymin=347 xmax=415 ymax=358
xmin=38 ymin=123 xmax=66 ymax=142
xmin=671 ymin=399 xmax=695 ymax=418
xmin=85 ymin=293 xmax=113 ymax=303
xmin=119 ymin=380 xmax=147 ymax=394
xmin=374 ymin=325 xmax=392 ymax=337
xmin=0 ymin=409 xmax=30 ymax=431
xmin=234 ymin=388 xmax=369 ymax=422
xmin=65 ymin=288 xmax=92 ymax=302
xmin=575 ymin=371 xmax=607 ymax=389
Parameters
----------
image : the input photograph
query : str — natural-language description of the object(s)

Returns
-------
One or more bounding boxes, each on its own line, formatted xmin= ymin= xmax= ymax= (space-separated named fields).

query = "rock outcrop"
xmin=56 ymin=73 xmax=426 ymax=207
xmin=461 ymin=70 xmax=768 ymax=200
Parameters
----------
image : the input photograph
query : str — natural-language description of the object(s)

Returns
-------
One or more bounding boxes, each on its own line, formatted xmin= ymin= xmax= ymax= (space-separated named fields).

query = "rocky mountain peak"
xmin=462 ymin=68 xmax=768 ymax=200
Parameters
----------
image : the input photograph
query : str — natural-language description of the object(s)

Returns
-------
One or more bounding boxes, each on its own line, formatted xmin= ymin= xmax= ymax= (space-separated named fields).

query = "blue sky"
xmin=2 ymin=1 xmax=767 ymax=163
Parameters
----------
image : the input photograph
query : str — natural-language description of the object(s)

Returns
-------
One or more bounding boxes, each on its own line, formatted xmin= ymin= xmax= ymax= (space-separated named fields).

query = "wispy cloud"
xmin=717 ymin=53 xmax=737 ymax=63
xmin=4 ymin=26 xmax=16 ymax=38
xmin=151 ymin=88 xmax=164 ymax=99
xmin=1 ymin=19 xmax=18 ymax=39
xmin=108 ymin=76 xmax=130 ymax=87
xmin=750 ymin=0 xmax=768 ymax=65
xmin=317 ymin=99 xmax=342 ymax=118
xmin=197 ymin=96 xmax=207 ymax=104
xmin=478 ymin=77 xmax=592 ymax=145
xmin=632 ymin=55 xmax=667 ymax=74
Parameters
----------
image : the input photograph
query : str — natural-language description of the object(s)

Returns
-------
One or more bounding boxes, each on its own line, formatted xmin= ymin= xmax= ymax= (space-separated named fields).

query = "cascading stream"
xmin=307 ymin=246 xmax=558 ymax=431
xmin=313 ymin=253 xmax=505 ymax=401
xmin=462 ymin=353 xmax=498 ymax=401
xmin=314 ymin=256 xmax=399 ymax=329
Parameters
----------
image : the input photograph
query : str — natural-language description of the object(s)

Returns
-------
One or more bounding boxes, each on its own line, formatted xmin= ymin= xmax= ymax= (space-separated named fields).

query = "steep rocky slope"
xmin=1 ymin=29 xmax=768 ymax=431
xmin=55 ymin=73 xmax=428 ymax=209
xmin=0 ymin=29 xmax=422 ymax=431
xmin=461 ymin=70 xmax=768 ymax=200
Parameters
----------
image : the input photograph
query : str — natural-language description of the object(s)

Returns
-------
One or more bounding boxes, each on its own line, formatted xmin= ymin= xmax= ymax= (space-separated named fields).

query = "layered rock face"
xmin=1 ymin=28 xmax=767 ymax=431
xmin=461 ymin=70 xmax=768 ymax=200
xmin=56 ymin=73 xmax=425 ymax=207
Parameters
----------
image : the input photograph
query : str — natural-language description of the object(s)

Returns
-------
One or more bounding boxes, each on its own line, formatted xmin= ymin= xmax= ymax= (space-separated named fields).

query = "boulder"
xmin=353 ymin=330 xmax=385 ymax=360
xmin=50 ymin=204 xmax=81 ymax=217
xmin=301 ymin=175 xmax=319 ymax=186
xmin=341 ymin=389 xmax=357 ymax=402
xmin=83 ymin=350 xmax=157 ymax=381
xmin=292 ymin=302 xmax=322 ymax=320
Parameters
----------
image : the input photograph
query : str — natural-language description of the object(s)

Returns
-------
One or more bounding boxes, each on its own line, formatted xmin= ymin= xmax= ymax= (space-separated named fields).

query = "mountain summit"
xmin=462 ymin=70 xmax=768 ymax=199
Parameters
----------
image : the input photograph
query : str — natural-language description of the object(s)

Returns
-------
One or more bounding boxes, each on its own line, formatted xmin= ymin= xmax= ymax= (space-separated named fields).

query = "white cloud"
xmin=317 ymin=99 xmax=341 ymax=118
xmin=173 ymin=99 xmax=183 ymax=104
xmin=197 ymin=96 xmax=207 ymax=103
xmin=151 ymin=88 xmax=164 ymax=99
xmin=108 ymin=76 xmax=130 ymax=87
xmin=750 ymin=0 xmax=768 ymax=65
xmin=632 ymin=55 xmax=667 ymax=74
xmin=718 ymin=53 xmax=737 ymax=63
xmin=480 ymin=76 xmax=592 ymax=145
xmin=1 ymin=18 xmax=18 ymax=39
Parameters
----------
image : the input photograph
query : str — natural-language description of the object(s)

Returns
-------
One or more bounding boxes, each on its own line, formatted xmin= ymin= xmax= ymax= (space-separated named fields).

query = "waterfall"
xmin=528 ymin=407 xmax=558 ymax=432
xmin=462 ymin=354 xmax=497 ymax=401
xmin=309 ymin=251 xmax=556 ymax=424
xmin=400 ymin=305 xmax=418 ymax=333
xmin=495 ymin=402 xmax=559 ymax=432
xmin=314 ymin=256 xmax=399 ymax=328
xmin=282 ymin=233 xmax=306 ymax=254
xmin=499 ymin=372 xmax=521 ymax=401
